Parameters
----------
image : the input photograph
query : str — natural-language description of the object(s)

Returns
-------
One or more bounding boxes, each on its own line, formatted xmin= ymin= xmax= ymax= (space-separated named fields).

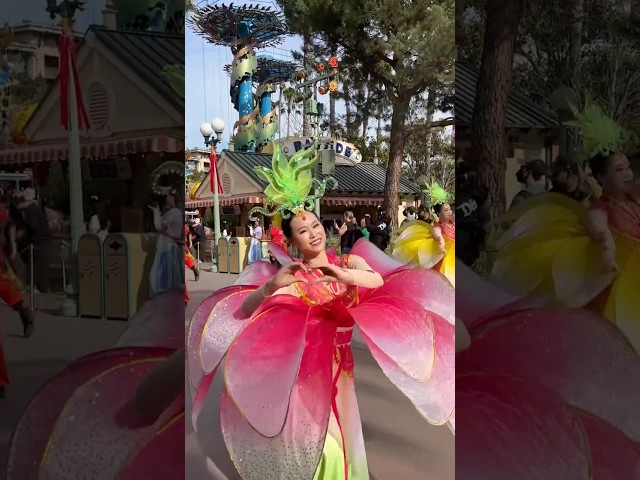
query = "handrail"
xmin=16 ymin=241 xmax=68 ymax=312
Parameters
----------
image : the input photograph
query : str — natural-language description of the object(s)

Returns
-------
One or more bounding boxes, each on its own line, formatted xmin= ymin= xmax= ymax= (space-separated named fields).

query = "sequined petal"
xmin=224 ymin=302 xmax=310 ymax=438
xmin=456 ymin=373 xmax=590 ymax=479
xmin=367 ymin=267 xmax=455 ymax=325
xmin=235 ymin=260 xmax=281 ymax=285
xmin=220 ymin=315 xmax=334 ymax=479
xmin=460 ymin=307 xmax=640 ymax=441
xmin=117 ymin=413 xmax=185 ymax=479
xmin=350 ymin=297 xmax=434 ymax=381
xmin=198 ymin=288 xmax=256 ymax=375
xmin=351 ymin=238 xmax=405 ymax=276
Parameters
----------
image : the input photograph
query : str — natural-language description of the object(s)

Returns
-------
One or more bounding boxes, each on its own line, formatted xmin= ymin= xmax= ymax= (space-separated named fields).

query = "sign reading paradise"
xmin=275 ymin=137 xmax=363 ymax=165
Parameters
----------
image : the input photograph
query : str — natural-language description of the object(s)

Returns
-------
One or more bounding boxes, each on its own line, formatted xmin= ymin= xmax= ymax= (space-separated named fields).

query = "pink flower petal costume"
xmin=187 ymin=239 xmax=455 ymax=479
xmin=456 ymin=260 xmax=640 ymax=478
xmin=7 ymin=289 xmax=186 ymax=479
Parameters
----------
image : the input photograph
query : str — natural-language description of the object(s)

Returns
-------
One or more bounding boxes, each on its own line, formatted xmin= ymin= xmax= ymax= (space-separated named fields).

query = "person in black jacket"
xmin=367 ymin=210 xmax=391 ymax=251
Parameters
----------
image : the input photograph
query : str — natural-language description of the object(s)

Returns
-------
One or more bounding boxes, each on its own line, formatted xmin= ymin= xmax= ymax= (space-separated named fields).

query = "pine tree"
xmin=276 ymin=0 xmax=454 ymax=227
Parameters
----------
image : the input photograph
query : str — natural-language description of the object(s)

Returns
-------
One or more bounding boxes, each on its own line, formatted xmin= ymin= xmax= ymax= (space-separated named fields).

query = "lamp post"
xmin=47 ymin=0 xmax=86 ymax=317
xmin=200 ymin=118 xmax=225 ymax=245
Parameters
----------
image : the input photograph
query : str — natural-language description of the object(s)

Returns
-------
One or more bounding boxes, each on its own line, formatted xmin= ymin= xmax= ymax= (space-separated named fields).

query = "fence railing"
xmin=17 ymin=240 xmax=69 ymax=312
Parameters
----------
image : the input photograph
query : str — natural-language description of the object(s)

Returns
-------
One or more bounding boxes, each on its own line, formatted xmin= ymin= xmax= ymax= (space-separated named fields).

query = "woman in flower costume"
xmin=187 ymin=144 xmax=455 ymax=479
xmin=456 ymin=259 xmax=640 ymax=479
xmin=392 ymin=183 xmax=455 ymax=286
xmin=491 ymin=101 xmax=640 ymax=352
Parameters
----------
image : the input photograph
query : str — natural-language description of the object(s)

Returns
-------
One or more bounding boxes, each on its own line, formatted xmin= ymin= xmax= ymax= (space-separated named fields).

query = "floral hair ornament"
xmin=249 ymin=142 xmax=337 ymax=220
xmin=566 ymin=98 xmax=628 ymax=165
xmin=427 ymin=182 xmax=450 ymax=221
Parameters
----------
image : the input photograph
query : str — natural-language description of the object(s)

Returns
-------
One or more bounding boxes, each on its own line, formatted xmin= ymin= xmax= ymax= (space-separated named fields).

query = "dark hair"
xmin=403 ymin=206 xmax=416 ymax=216
xmin=433 ymin=203 xmax=444 ymax=215
xmin=588 ymin=151 xmax=613 ymax=182
xmin=282 ymin=210 xmax=295 ymax=238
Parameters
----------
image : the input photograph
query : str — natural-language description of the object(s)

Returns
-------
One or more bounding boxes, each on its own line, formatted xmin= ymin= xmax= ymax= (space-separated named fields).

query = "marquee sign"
xmin=276 ymin=136 xmax=363 ymax=165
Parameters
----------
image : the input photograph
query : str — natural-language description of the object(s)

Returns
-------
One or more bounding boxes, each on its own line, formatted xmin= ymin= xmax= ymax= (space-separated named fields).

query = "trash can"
xmin=217 ymin=237 xmax=229 ymax=273
xmin=228 ymin=237 xmax=251 ymax=274
xmin=103 ymin=233 xmax=158 ymax=319
xmin=78 ymin=234 xmax=104 ymax=318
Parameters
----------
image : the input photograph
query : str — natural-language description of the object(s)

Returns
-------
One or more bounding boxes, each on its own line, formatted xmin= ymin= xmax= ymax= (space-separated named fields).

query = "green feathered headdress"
xmin=427 ymin=182 xmax=450 ymax=206
xmin=566 ymin=99 xmax=626 ymax=164
xmin=249 ymin=143 xmax=337 ymax=219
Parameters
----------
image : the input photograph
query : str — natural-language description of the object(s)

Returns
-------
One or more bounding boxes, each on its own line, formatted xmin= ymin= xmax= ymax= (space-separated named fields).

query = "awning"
xmin=322 ymin=196 xmax=383 ymax=206
xmin=186 ymin=195 xmax=264 ymax=208
xmin=0 ymin=135 xmax=184 ymax=165
xmin=186 ymin=195 xmax=385 ymax=208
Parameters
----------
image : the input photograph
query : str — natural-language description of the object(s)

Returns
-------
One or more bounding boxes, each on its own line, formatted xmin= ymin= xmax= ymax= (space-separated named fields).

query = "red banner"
xmin=209 ymin=151 xmax=223 ymax=194
xmin=59 ymin=35 xmax=90 ymax=130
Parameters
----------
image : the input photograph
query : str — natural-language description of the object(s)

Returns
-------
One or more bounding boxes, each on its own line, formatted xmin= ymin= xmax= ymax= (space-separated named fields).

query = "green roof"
xmin=90 ymin=26 xmax=184 ymax=110
xmin=223 ymin=150 xmax=421 ymax=196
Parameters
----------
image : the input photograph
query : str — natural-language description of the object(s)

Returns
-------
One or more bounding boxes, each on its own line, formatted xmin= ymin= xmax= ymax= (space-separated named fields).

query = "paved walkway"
xmin=184 ymin=267 xmax=455 ymax=480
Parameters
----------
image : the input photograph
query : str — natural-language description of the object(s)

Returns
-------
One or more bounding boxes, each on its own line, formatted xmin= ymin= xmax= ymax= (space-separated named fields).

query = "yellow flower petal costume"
xmin=391 ymin=183 xmax=455 ymax=286
xmin=490 ymin=100 xmax=640 ymax=352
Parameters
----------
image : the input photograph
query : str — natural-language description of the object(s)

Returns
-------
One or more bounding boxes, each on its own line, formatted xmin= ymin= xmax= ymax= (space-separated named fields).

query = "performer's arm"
xmin=346 ymin=255 xmax=384 ymax=288
xmin=585 ymin=208 xmax=617 ymax=269
xmin=433 ymin=225 xmax=446 ymax=253
xmin=241 ymin=263 xmax=305 ymax=317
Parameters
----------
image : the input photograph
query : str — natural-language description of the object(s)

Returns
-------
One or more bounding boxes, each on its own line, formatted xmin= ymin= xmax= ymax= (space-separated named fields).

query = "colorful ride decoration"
xmin=189 ymin=4 xmax=287 ymax=152
xmin=314 ymin=57 xmax=340 ymax=95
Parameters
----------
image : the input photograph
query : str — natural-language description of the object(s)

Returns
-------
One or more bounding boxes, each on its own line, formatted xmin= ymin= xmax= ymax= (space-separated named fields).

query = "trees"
xmin=470 ymin=0 xmax=525 ymax=218
xmin=276 ymin=0 xmax=454 ymax=227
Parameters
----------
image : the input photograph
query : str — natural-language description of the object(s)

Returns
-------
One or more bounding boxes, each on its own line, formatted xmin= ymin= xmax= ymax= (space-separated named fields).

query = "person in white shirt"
xmin=248 ymin=218 xmax=263 ymax=263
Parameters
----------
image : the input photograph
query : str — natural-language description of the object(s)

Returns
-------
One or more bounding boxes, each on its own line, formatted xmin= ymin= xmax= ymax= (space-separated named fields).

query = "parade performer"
xmin=392 ymin=183 xmax=455 ymax=286
xmin=456 ymin=259 xmax=640 ymax=478
xmin=187 ymin=144 xmax=455 ymax=480
xmin=491 ymin=100 xmax=640 ymax=352
xmin=7 ymin=290 xmax=185 ymax=478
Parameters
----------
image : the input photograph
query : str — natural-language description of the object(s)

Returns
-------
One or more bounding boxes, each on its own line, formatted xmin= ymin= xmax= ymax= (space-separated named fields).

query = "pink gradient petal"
xmin=116 ymin=289 xmax=185 ymax=349
xmin=235 ymin=260 xmax=280 ymax=285
xmin=359 ymin=314 xmax=454 ymax=424
xmin=224 ymin=302 xmax=311 ymax=438
xmin=368 ymin=267 xmax=455 ymax=325
xmin=456 ymin=258 xmax=524 ymax=327
xmin=9 ymin=350 xmax=177 ymax=479
xmin=191 ymin=369 xmax=216 ymax=432
xmin=267 ymin=242 xmax=294 ymax=266
xmin=7 ymin=348 xmax=172 ymax=479
xmin=187 ymin=286 xmax=252 ymax=392
xmin=577 ymin=410 xmax=640 ymax=478
xmin=220 ymin=314 xmax=335 ymax=479
xmin=456 ymin=373 xmax=590 ymax=479
xmin=350 ymin=297 xmax=434 ymax=381
xmin=460 ymin=308 xmax=640 ymax=441
xmin=198 ymin=288 xmax=256 ymax=375
xmin=117 ymin=413 xmax=185 ymax=480
xmin=351 ymin=238 xmax=405 ymax=276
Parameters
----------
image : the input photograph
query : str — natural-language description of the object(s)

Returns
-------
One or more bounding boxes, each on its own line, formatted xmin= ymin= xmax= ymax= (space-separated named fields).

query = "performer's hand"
xmin=265 ymin=262 xmax=309 ymax=295
xmin=312 ymin=264 xmax=355 ymax=285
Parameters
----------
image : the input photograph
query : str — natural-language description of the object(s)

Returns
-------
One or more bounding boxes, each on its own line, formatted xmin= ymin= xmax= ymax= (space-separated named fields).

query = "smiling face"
xmin=438 ymin=203 xmax=453 ymax=222
xmin=600 ymin=153 xmax=634 ymax=193
xmin=288 ymin=211 xmax=326 ymax=256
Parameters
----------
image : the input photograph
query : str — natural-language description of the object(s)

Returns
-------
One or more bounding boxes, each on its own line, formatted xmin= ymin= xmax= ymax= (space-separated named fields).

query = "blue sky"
xmin=2 ymin=0 xmax=107 ymax=29
xmin=185 ymin=18 xmax=303 ymax=150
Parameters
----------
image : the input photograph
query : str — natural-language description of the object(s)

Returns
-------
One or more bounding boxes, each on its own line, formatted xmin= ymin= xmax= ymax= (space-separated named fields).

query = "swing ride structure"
xmin=189 ymin=3 xmax=289 ymax=152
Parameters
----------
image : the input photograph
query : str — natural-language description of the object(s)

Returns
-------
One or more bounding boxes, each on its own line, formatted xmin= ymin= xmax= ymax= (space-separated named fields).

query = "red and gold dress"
xmin=188 ymin=240 xmax=455 ymax=479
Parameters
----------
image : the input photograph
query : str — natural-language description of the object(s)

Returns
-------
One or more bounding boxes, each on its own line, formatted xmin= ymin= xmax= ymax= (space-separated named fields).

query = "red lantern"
xmin=328 ymin=57 xmax=339 ymax=68
xmin=318 ymin=86 xmax=327 ymax=95
xmin=316 ymin=63 xmax=325 ymax=72
xmin=295 ymin=71 xmax=305 ymax=80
